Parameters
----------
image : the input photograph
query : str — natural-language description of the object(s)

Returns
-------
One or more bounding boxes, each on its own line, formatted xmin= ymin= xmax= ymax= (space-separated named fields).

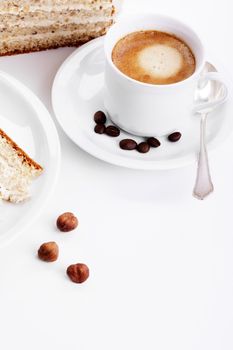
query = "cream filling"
xmin=0 ymin=137 xmax=41 ymax=203
xmin=0 ymin=185 xmax=29 ymax=203
xmin=0 ymin=27 xmax=105 ymax=44
xmin=0 ymin=3 xmax=113 ymax=14
xmin=0 ymin=156 xmax=31 ymax=203
xmin=0 ymin=16 xmax=111 ymax=29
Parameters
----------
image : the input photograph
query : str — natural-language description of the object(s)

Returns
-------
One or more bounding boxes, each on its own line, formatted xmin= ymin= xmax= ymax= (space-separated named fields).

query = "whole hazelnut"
xmin=56 ymin=212 xmax=78 ymax=232
xmin=66 ymin=263 xmax=89 ymax=284
xmin=38 ymin=242 xmax=59 ymax=262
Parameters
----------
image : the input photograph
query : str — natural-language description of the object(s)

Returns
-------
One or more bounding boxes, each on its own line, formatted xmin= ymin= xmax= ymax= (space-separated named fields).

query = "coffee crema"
xmin=112 ymin=30 xmax=196 ymax=85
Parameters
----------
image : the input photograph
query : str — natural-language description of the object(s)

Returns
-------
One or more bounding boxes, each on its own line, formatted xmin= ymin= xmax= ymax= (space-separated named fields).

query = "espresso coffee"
xmin=112 ymin=30 xmax=196 ymax=85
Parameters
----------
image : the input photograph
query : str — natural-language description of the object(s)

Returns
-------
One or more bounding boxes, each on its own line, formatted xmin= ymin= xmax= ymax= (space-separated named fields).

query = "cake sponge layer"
xmin=0 ymin=22 xmax=111 ymax=55
xmin=0 ymin=0 xmax=115 ymax=56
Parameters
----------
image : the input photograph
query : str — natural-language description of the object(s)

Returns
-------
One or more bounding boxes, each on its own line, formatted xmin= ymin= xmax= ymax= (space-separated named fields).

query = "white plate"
xmin=52 ymin=36 xmax=233 ymax=170
xmin=0 ymin=71 xmax=60 ymax=247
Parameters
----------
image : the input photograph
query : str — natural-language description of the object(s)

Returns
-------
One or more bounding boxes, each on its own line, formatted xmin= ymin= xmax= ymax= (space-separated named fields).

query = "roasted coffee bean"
xmin=94 ymin=124 xmax=106 ymax=134
xmin=105 ymin=125 xmax=120 ymax=137
xmin=147 ymin=137 xmax=161 ymax=148
xmin=94 ymin=111 xmax=107 ymax=124
xmin=137 ymin=142 xmax=150 ymax=153
xmin=168 ymin=132 xmax=182 ymax=142
xmin=119 ymin=139 xmax=137 ymax=150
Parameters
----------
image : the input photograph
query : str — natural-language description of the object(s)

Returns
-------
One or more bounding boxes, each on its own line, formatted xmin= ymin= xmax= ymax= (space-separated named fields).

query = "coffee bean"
xmin=94 ymin=111 xmax=107 ymax=124
xmin=94 ymin=124 xmax=106 ymax=134
xmin=119 ymin=139 xmax=137 ymax=150
xmin=105 ymin=125 xmax=120 ymax=137
xmin=147 ymin=137 xmax=161 ymax=148
xmin=137 ymin=142 xmax=150 ymax=153
xmin=168 ymin=132 xmax=182 ymax=142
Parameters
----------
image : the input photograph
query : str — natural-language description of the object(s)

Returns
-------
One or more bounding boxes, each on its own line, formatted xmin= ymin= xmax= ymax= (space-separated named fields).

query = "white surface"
xmin=0 ymin=72 xmax=60 ymax=246
xmin=1 ymin=1 xmax=233 ymax=349
xmin=52 ymin=37 xmax=233 ymax=169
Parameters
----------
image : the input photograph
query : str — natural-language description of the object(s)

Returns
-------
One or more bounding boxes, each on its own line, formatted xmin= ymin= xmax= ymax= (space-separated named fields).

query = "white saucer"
xmin=52 ymin=37 xmax=233 ymax=170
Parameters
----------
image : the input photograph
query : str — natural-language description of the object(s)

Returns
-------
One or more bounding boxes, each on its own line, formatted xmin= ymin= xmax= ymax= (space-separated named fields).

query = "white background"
xmin=0 ymin=0 xmax=233 ymax=349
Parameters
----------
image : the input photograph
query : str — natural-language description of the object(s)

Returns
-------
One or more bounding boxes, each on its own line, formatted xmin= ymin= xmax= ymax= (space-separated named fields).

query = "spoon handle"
xmin=193 ymin=114 xmax=214 ymax=200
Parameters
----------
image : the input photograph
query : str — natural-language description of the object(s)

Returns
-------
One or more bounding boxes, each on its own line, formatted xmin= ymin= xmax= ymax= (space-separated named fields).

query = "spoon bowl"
xmin=193 ymin=62 xmax=228 ymax=115
xmin=193 ymin=62 xmax=228 ymax=200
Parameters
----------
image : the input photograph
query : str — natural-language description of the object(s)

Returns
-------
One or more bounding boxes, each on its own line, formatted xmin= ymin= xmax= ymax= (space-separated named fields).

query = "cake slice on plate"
xmin=0 ymin=0 xmax=116 ymax=56
xmin=0 ymin=129 xmax=43 ymax=203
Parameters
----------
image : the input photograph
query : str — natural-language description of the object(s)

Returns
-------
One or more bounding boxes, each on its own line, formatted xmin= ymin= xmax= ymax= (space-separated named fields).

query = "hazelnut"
xmin=66 ymin=263 xmax=89 ymax=284
xmin=38 ymin=242 xmax=59 ymax=262
xmin=56 ymin=212 xmax=78 ymax=232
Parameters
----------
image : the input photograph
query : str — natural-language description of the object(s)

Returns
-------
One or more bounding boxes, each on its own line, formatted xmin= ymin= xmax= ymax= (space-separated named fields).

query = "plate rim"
xmin=0 ymin=70 xmax=61 ymax=247
xmin=52 ymin=36 xmax=233 ymax=171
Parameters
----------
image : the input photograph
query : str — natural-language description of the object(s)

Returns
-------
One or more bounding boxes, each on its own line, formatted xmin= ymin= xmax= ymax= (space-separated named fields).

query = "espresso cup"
xmin=103 ymin=13 xmax=228 ymax=137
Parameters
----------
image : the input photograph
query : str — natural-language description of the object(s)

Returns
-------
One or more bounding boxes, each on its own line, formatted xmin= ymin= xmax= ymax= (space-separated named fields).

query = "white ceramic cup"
xmin=104 ymin=13 xmax=228 ymax=137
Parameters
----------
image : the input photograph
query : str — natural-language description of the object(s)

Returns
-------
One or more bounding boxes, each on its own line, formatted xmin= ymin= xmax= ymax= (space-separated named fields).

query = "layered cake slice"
xmin=0 ymin=0 xmax=116 ymax=56
xmin=0 ymin=129 xmax=43 ymax=203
